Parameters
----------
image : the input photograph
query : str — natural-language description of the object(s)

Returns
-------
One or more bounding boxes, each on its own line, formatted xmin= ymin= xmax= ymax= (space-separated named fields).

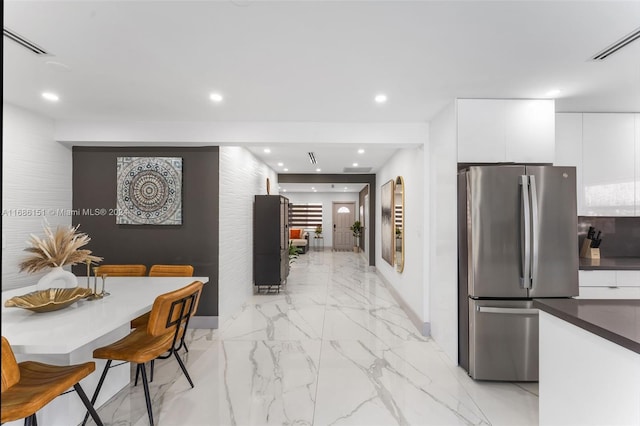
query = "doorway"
xmin=332 ymin=202 xmax=355 ymax=251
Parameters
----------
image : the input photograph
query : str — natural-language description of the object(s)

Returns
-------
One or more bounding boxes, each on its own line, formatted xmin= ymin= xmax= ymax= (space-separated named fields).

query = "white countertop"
xmin=1 ymin=276 xmax=209 ymax=355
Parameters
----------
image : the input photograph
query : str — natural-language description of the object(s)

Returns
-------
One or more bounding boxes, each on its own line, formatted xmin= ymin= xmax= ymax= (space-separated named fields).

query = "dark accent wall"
xmin=578 ymin=216 xmax=640 ymax=258
xmin=72 ymin=147 xmax=219 ymax=316
xmin=279 ymin=174 xmax=376 ymax=265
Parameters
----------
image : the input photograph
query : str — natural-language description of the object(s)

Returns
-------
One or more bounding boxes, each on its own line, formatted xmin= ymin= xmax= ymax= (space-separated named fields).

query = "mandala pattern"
xmin=116 ymin=157 xmax=182 ymax=225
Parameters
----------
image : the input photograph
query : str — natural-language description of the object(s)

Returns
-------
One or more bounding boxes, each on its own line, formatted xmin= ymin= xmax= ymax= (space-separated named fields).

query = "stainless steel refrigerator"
xmin=458 ymin=165 xmax=578 ymax=381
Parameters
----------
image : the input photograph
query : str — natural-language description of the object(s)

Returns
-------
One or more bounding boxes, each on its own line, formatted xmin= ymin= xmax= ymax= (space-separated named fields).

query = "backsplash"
xmin=578 ymin=217 xmax=640 ymax=258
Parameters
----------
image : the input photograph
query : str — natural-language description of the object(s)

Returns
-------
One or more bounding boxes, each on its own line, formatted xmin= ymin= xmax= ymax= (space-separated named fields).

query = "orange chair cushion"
xmin=1 ymin=337 xmax=20 ymax=393
xmin=131 ymin=311 xmax=151 ymax=329
xmin=148 ymin=265 xmax=194 ymax=277
xmin=93 ymin=328 xmax=174 ymax=364
xmin=1 ymin=361 xmax=95 ymax=423
xmin=290 ymin=229 xmax=301 ymax=239
xmin=95 ymin=264 xmax=147 ymax=277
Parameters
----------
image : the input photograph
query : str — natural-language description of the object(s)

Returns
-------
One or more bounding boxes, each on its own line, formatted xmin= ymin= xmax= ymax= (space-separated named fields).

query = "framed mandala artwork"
xmin=116 ymin=157 xmax=183 ymax=225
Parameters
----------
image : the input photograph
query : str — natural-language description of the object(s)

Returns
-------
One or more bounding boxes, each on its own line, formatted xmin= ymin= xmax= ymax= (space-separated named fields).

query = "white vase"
xmin=36 ymin=266 xmax=78 ymax=290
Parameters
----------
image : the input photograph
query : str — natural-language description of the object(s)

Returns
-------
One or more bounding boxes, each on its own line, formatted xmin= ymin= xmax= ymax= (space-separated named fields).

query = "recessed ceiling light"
xmin=546 ymin=89 xmax=561 ymax=97
xmin=358 ymin=149 xmax=365 ymax=154
xmin=352 ymin=163 xmax=358 ymax=167
xmin=283 ymin=189 xmax=287 ymax=192
xmin=284 ymin=168 xmax=289 ymax=172
xmin=344 ymin=187 xmax=348 ymax=190
xmin=41 ymin=92 xmax=59 ymax=102
xmin=311 ymin=187 xmax=315 ymax=190
xmin=316 ymin=168 xmax=321 ymax=172
xmin=209 ymin=93 xmax=223 ymax=102
xmin=263 ymin=148 xmax=271 ymax=153
xmin=277 ymin=162 xmax=284 ymax=167
xmin=374 ymin=94 xmax=387 ymax=104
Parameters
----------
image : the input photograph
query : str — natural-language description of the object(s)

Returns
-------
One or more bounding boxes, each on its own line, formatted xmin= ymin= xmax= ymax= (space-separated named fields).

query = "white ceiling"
xmin=4 ymin=1 xmax=640 ymax=183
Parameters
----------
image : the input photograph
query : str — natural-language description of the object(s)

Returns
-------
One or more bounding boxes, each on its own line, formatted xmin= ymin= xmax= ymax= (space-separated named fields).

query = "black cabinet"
xmin=254 ymin=195 xmax=289 ymax=291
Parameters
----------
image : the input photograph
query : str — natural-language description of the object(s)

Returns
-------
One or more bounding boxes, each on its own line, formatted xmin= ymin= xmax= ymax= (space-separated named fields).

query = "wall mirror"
xmin=395 ymin=176 xmax=404 ymax=272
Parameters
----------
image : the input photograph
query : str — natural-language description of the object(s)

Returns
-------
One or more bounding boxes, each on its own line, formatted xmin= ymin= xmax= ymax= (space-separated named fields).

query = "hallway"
xmin=90 ymin=250 xmax=538 ymax=425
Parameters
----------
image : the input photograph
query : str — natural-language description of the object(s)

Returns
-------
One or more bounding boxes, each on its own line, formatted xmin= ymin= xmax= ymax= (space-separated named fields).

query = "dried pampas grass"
xmin=19 ymin=223 xmax=102 ymax=273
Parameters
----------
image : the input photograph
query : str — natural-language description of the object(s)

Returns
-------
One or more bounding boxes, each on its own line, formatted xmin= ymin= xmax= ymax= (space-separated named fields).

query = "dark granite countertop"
xmin=533 ymin=299 xmax=640 ymax=354
xmin=579 ymin=257 xmax=640 ymax=271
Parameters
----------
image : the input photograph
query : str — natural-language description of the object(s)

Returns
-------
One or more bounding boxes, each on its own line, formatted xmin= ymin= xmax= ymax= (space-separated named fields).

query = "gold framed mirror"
xmin=395 ymin=176 xmax=404 ymax=272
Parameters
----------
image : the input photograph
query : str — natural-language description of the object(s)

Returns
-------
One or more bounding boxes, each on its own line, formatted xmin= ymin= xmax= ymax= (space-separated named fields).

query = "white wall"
xmin=428 ymin=102 xmax=459 ymax=362
xmin=2 ymin=104 xmax=73 ymax=290
xmin=218 ymin=146 xmax=278 ymax=320
xmin=375 ymin=146 xmax=427 ymax=331
xmin=284 ymin=191 xmax=359 ymax=248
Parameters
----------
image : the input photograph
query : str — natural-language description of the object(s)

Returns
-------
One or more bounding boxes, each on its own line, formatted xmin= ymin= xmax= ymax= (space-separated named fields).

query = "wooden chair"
xmin=94 ymin=264 xmax=147 ymax=277
xmin=148 ymin=264 xmax=194 ymax=277
xmin=131 ymin=264 xmax=195 ymax=331
xmin=82 ymin=281 xmax=203 ymax=426
xmin=1 ymin=336 xmax=104 ymax=426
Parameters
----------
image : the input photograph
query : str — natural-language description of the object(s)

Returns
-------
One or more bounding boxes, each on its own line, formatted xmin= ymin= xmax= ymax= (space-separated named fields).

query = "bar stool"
xmin=82 ymin=280 xmax=203 ymax=426
xmin=1 ymin=336 xmax=104 ymax=426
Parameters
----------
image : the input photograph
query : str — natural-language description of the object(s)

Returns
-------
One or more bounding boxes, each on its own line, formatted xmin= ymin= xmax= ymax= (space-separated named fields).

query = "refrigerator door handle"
xmin=478 ymin=306 xmax=539 ymax=315
xmin=520 ymin=175 xmax=531 ymax=289
xmin=529 ymin=175 xmax=539 ymax=290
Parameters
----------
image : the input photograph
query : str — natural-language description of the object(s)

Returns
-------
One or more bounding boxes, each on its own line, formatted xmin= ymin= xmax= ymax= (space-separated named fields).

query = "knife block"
xmin=580 ymin=238 xmax=600 ymax=259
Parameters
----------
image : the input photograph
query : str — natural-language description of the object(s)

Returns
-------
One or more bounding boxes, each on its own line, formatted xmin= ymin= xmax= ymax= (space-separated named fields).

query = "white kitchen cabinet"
xmin=505 ymin=100 xmax=555 ymax=163
xmin=577 ymin=286 xmax=640 ymax=299
xmin=578 ymin=270 xmax=640 ymax=299
xmin=555 ymin=113 xmax=584 ymax=214
xmin=457 ymin=99 xmax=555 ymax=164
xmin=582 ymin=113 xmax=636 ymax=216
xmin=457 ymin=99 xmax=506 ymax=163
xmin=615 ymin=270 xmax=640 ymax=287
xmin=578 ymin=270 xmax=616 ymax=287
xmin=636 ymin=113 xmax=640 ymax=215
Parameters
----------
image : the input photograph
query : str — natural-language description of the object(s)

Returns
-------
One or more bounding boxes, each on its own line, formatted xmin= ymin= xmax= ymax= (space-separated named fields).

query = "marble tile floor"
xmin=86 ymin=250 xmax=538 ymax=426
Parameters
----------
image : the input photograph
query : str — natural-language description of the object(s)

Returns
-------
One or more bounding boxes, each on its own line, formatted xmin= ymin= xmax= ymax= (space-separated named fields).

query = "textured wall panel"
xmin=219 ymin=147 xmax=277 ymax=319
xmin=2 ymin=104 xmax=73 ymax=290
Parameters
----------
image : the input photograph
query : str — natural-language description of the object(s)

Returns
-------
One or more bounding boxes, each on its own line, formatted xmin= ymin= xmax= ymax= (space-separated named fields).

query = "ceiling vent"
xmin=343 ymin=166 xmax=372 ymax=173
xmin=3 ymin=27 xmax=50 ymax=55
xmin=591 ymin=27 xmax=640 ymax=61
xmin=308 ymin=152 xmax=317 ymax=164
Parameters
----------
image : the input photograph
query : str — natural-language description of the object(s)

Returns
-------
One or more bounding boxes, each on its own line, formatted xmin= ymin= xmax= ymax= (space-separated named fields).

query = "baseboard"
xmin=190 ymin=316 xmax=218 ymax=329
xmin=375 ymin=269 xmax=431 ymax=336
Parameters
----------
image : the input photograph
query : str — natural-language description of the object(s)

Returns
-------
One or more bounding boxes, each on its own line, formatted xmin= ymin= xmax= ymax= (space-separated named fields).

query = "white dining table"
xmin=1 ymin=276 xmax=209 ymax=426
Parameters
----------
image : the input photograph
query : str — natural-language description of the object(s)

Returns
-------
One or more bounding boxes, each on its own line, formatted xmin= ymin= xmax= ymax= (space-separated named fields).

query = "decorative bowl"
xmin=4 ymin=287 xmax=93 ymax=313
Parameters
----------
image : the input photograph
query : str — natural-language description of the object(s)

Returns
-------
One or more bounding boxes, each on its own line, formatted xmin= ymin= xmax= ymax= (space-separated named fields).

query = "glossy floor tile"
xmin=87 ymin=250 xmax=538 ymax=425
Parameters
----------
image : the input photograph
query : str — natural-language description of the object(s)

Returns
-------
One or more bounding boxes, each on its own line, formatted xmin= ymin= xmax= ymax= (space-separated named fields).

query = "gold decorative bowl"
xmin=4 ymin=287 xmax=93 ymax=313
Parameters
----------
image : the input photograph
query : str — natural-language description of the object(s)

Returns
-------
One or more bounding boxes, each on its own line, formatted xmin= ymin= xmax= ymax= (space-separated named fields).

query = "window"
xmin=289 ymin=203 xmax=323 ymax=228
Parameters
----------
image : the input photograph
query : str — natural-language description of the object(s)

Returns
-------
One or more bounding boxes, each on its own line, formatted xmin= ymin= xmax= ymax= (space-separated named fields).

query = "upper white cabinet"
xmin=636 ymin=114 xmax=640 ymax=214
xmin=556 ymin=112 xmax=639 ymax=216
xmin=582 ymin=113 xmax=635 ymax=216
xmin=457 ymin=99 xmax=555 ymax=164
xmin=554 ymin=113 xmax=584 ymax=214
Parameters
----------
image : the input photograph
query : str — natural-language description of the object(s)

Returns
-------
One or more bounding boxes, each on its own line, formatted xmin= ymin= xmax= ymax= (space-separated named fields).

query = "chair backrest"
xmin=146 ymin=281 xmax=203 ymax=339
xmin=148 ymin=264 xmax=194 ymax=277
xmin=95 ymin=264 xmax=147 ymax=277
xmin=1 ymin=337 xmax=20 ymax=393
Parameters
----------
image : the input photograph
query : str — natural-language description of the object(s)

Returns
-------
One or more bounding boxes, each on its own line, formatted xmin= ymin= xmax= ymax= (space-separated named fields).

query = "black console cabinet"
xmin=254 ymin=195 xmax=289 ymax=291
